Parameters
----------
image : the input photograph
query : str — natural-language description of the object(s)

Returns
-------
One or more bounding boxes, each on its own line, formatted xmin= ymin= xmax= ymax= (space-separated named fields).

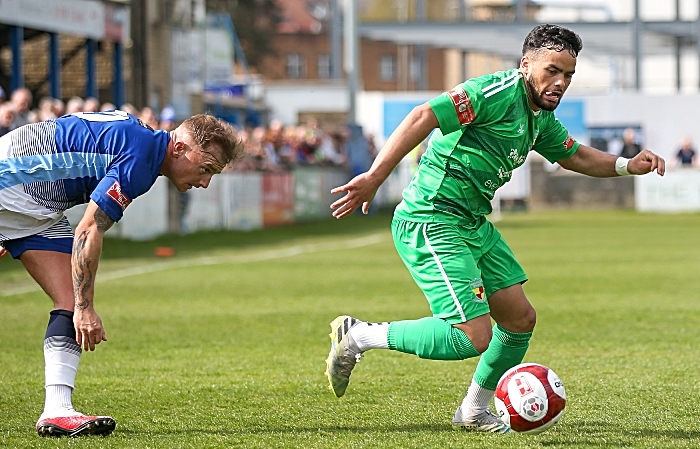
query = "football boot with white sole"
xmin=325 ymin=315 xmax=363 ymax=398
xmin=452 ymin=406 xmax=512 ymax=434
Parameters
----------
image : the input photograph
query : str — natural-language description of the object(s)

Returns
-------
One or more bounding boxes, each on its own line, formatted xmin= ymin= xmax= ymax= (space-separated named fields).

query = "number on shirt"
xmin=71 ymin=110 xmax=130 ymax=122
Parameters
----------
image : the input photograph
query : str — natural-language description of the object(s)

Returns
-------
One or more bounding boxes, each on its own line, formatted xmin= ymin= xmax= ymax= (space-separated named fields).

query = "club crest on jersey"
xmin=470 ymin=279 xmax=486 ymax=303
xmin=447 ymin=86 xmax=475 ymax=126
xmin=106 ymin=181 xmax=131 ymax=210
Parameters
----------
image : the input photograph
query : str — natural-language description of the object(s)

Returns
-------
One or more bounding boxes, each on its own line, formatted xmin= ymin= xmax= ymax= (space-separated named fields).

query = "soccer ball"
xmin=494 ymin=363 xmax=566 ymax=434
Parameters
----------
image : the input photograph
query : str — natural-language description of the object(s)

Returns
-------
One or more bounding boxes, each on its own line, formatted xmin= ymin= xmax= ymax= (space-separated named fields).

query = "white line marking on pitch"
xmin=1 ymin=233 xmax=387 ymax=297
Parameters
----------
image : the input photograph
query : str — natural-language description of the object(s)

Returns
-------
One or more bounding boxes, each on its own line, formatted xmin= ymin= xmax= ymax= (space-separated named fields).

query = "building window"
xmin=287 ymin=53 xmax=306 ymax=79
xmin=409 ymin=55 xmax=421 ymax=83
xmin=380 ymin=55 xmax=396 ymax=81
xmin=318 ymin=54 xmax=331 ymax=79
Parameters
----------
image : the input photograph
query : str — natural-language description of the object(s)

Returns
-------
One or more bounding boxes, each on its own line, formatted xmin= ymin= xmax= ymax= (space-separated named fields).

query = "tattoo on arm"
xmin=93 ymin=207 xmax=114 ymax=233
xmin=72 ymin=229 xmax=94 ymax=310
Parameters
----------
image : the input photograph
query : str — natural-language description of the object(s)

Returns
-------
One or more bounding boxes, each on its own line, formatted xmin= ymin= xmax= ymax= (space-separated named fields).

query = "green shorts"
xmin=391 ymin=216 xmax=527 ymax=324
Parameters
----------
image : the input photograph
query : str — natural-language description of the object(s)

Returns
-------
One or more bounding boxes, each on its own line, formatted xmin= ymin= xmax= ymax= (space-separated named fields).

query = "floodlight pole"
xmin=330 ymin=0 xmax=342 ymax=81
xmin=343 ymin=0 xmax=359 ymax=125
xmin=633 ymin=0 xmax=641 ymax=91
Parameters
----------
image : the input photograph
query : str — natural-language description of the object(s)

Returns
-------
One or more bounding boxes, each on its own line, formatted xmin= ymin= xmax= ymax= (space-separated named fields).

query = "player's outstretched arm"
xmin=330 ymin=103 xmax=438 ymax=219
xmin=558 ymin=144 xmax=665 ymax=177
xmin=72 ymin=200 xmax=114 ymax=351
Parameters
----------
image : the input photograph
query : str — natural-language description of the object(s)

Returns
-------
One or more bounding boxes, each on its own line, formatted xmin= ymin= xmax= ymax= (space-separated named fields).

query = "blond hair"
xmin=181 ymin=114 xmax=244 ymax=172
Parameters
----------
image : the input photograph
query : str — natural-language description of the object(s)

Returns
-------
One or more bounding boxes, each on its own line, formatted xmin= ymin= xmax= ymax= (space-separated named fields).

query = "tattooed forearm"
xmin=93 ymin=207 xmax=114 ymax=233
xmin=72 ymin=229 xmax=94 ymax=310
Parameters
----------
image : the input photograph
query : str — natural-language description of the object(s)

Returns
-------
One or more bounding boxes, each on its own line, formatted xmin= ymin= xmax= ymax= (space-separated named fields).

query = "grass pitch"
xmin=1 ymin=210 xmax=699 ymax=448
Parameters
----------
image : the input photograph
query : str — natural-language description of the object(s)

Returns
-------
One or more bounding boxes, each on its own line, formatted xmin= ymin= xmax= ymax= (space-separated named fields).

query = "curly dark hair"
xmin=522 ymin=24 xmax=583 ymax=58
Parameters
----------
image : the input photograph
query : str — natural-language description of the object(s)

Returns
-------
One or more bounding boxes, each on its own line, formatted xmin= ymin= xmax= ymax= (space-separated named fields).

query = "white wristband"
xmin=615 ymin=157 xmax=631 ymax=176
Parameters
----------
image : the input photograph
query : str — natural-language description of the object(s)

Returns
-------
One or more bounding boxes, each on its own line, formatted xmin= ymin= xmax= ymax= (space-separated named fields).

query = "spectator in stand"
xmin=53 ymin=98 xmax=65 ymax=118
xmin=248 ymin=126 xmax=281 ymax=171
xmin=37 ymin=97 xmax=58 ymax=122
xmin=119 ymin=103 xmax=139 ymax=117
xmin=263 ymin=120 xmax=286 ymax=168
xmin=0 ymin=103 xmax=15 ymax=137
xmin=83 ymin=97 xmax=100 ymax=113
xmin=139 ymin=107 xmax=160 ymax=130
xmin=318 ymin=126 xmax=347 ymax=166
xmin=100 ymin=102 xmax=117 ymax=112
xmin=10 ymin=87 xmax=33 ymax=128
xmin=674 ymin=136 xmax=697 ymax=168
xmin=345 ymin=123 xmax=373 ymax=177
xmin=277 ymin=125 xmax=299 ymax=169
xmin=160 ymin=105 xmax=177 ymax=131
xmin=619 ymin=127 xmax=641 ymax=159
xmin=65 ymin=97 xmax=85 ymax=115
xmin=296 ymin=125 xmax=318 ymax=164
xmin=0 ymin=86 xmax=5 ymax=102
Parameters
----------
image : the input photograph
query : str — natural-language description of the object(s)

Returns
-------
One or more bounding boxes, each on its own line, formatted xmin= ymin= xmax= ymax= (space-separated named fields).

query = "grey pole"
xmin=343 ymin=0 xmax=359 ymax=125
xmin=330 ymin=0 xmax=342 ymax=81
xmin=634 ymin=0 xmax=642 ymax=91
xmin=416 ymin=0 xmax=426 ymax=90
xmin=676 ymin=0 xmax=681 ymax=91
xmin=516 ymin=0 xmax=526 ymax=21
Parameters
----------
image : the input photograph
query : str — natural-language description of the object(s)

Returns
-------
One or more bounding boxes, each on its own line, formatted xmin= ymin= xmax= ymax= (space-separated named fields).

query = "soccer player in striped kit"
xmin=0 ymin=111 xmax=243 ymax=437
xmin=326 ymin=24 xmax=665 ymax=433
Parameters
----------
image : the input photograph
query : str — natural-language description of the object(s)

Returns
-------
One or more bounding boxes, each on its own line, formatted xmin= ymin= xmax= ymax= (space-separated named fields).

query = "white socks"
xmin=42 ymin=336 xmax=82 ymax=418
xmin=461 ymin=379 xmax=495 ymax=412
xmin=350 ymin=322 xmax=390 ymax=352
xmin=40 ymin=385 xmax=79 ymax=420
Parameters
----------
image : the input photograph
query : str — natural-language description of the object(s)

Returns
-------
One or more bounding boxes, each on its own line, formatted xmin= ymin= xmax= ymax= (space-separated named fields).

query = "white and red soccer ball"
xmin=494 ymin=363 xmax=566 ymax=434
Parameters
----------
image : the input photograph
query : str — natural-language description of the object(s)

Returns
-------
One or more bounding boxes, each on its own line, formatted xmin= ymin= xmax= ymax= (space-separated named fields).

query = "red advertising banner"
xmin=262 ymin=173 xmax=294 ymax=226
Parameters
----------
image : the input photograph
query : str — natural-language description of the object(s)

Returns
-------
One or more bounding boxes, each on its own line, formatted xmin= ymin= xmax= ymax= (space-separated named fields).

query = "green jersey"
xmin=394 ymin=68 xmax=580 ymax=225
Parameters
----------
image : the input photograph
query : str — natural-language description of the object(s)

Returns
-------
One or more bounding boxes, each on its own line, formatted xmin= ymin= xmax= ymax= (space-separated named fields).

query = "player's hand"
xmin=74 ymin=308 xmax=107 ymax=351
xmin=0 ymin=248 xmax=7 ymax=260
xmin=628 ymin=149 xmax=665 ymax=176
xmin=330 ymin=172 xmax=380 ymax=219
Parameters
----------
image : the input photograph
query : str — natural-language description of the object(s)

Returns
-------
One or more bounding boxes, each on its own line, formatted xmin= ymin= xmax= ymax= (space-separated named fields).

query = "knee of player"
xmin=470 ymin=332 xmax=492 ymax=354
xmin=454 ymin=326 xmax=491 ymax=354
xmin=513 ymin=306 xmax=537 ymax=333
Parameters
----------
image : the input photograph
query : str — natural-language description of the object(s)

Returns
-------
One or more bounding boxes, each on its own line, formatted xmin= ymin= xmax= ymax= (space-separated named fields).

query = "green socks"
xmin=387 ymin=317 xmax=480 ymax=360
xmin=473 ymin=324 xmax=532 ymax=390
xmin=385 ymin=318 xmax=531 ymax=385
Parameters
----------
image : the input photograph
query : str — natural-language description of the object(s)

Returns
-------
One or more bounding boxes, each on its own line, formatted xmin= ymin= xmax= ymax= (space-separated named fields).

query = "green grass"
xmin=1 ymin=210 xmax=700 ymax=448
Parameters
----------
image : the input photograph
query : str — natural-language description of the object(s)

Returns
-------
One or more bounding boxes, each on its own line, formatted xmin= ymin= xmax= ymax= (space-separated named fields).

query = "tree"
xmin=206 ymin=0 xmax=282 ymax=71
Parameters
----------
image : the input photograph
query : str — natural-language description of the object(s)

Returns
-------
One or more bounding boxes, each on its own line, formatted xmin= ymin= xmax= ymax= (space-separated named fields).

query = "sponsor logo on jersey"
xmin=106 ymin=181 xmax=132 ymax=210
xmin=447 ymin=86 xmax=475 ymax=125
xmin=470 ymin=279 xmax=486 ymax=303
xmin=563 ymin=134 xmax=575 ymax=150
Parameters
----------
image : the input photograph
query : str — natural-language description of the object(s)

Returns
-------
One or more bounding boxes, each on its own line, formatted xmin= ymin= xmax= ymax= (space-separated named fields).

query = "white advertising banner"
xmin=221 ymin=173 xmax=263 ymax=231
xmin=1 ymin=0 xmax=105 ymax=39
xmin=0 ymin=0 xmax=129 ymax=42
xmin=635 ymin=169 xmax=700 ymax=213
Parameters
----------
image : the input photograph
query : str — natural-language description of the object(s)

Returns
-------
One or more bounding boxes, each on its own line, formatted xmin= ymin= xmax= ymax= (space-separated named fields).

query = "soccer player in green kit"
xmin=325 ymin=24 xmax=665 ymax=433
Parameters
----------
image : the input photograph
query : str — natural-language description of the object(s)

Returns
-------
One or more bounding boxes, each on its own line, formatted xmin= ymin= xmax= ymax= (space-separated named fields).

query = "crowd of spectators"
xmin=0 ymin=86 xmax=376 ymax=173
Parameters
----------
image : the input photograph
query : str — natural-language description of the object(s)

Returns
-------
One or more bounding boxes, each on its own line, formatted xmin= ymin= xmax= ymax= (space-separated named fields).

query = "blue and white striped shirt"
xmin=0 ymin=110 xmax=169 ymax=241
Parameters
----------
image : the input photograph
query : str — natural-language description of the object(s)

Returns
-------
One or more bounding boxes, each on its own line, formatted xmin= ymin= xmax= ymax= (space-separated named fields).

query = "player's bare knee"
xmin=453 ymin=324 xmax=491 ymax=353
xmin=502 ymin=306 xmax=536 ymax=333
xmin=470 ymin=332 xmax=492 ymax=354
